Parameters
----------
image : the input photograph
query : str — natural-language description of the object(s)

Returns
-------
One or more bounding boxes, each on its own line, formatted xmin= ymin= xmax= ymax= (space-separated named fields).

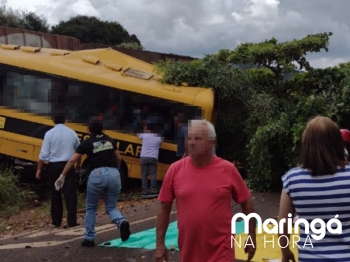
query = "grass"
xmin=0 ymin=165 xmax=37 ymax=218
xmin=0 ymin=168 xmax=148 ymax=237
xmin=0 ymin=164 xmax=88 ymax=235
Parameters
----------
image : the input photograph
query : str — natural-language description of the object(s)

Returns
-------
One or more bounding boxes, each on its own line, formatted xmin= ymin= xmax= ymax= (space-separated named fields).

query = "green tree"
xmin=154 ymin=55 xmax=255 ymax=165
xmin=116 ymin=42 xmax=144 ymax=50
xmin=226 ymin=32 xmax=333 ymax=89
xmin=0 ymin=5 xmax=49 ymax=32
xmin=154 ymin=32 xmax=350 ymax=192
xmin=50 ymin=15 xmax=142 ymax=47
xmin=22 ymin=12 xmax=49 ymax=33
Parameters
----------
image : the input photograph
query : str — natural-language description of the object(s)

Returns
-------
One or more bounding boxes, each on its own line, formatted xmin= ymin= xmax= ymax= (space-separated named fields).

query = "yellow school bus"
xmin=0 ymin=44 xmax=217 ymax=188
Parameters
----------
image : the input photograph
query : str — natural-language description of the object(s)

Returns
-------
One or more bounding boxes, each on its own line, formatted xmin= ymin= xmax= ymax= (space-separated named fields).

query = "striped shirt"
xmin=282 ymin=165 xmax=350 ymax=262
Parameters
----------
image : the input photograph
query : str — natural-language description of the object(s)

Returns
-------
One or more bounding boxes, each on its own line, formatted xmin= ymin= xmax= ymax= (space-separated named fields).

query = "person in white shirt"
xmin=36 ymin=112 xmax=80 ymax=228
xmin=137 ymin=123 xmax=163 ymax=196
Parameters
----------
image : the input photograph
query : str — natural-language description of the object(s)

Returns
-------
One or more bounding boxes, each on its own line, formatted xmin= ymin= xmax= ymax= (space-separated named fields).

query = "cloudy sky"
xmin=4 ymin=0 xmax=350 ymax=68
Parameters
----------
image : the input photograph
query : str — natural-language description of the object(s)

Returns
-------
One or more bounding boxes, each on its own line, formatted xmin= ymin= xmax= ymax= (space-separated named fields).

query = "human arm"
xmin=75 ymin=155 xmax=82 ymax=170
xmin=231 ymin=165 xmax=256 ymax=261
xmin=155 ymin=201 xmax=172 ymax=262
xmin=182 ymin=136 xmax=188 ymax=158
xmin=36 ymin=160 xmax=45 ymax=180
xmin=61 ymin=153 xmax=82 ymax=176
xmin=240 ymin=198 xmax=256 ymax=261
xmin=345 ymin=148 xmax=349 ymax=161
xmin=112 ymin=139 xmax=122 ymax=169
xmin=73 ymin=134 xmax=81 ymax=170
xmin=54 ymin=153 xmax=82 ymax=191
xmin=54 ymin=141 xmax=87 ymax=190
xmin=36 ymin=160 xmax=45 ymax=172
xmin=115 ymin=149 xmax=122 ymax=169
xmin=278 ymin=189 xmax=296 ymax=262
xmin=156 ymin=201 xmax=173 ymax=247
xmin=240 ymin=198 xmax=256 ymax=236
xmin=154 ymin=165 xmax=175 ymax=261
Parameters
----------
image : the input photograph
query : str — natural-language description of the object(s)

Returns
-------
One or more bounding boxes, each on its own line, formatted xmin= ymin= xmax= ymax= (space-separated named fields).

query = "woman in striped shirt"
xmin=278 ymin=116 xmax=350 ymax=262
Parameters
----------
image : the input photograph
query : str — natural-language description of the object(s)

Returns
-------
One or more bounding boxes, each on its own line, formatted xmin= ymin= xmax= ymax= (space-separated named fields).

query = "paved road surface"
xmin=0 ymin=192 xmax=280 ymax=262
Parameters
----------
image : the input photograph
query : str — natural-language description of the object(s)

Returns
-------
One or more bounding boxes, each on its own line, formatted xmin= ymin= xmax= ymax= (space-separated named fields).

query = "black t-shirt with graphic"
xmin=76 ymin=134 xmax=118 ymax=173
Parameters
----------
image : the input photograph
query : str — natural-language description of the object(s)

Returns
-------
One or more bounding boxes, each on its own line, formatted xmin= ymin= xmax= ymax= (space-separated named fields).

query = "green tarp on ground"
xmin=99 ymin=220 xmax=248 ymax=250
xmin=99 ymin=220 xmax=300 ymax=261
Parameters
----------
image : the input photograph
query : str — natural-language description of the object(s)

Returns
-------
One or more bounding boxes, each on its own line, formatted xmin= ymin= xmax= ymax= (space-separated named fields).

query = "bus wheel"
xmin=119 ymin=161 xmax=129 ymax=191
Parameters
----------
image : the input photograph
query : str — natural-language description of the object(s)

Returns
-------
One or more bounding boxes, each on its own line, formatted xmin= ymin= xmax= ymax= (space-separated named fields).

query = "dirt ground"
xmin=0 ymin=189 xmax=281 ymax=238
xmin=0 ymin=192 xmax=158 ymax=238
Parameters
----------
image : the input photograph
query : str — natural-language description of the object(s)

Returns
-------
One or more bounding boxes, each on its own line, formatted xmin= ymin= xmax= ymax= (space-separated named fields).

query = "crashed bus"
xmin=0 ymin=44 xmax=217 ymax=188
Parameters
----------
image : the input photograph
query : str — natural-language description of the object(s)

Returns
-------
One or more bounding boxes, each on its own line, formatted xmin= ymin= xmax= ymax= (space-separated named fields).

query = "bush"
xmin=0 ymin=166 xmax=36 ymax=217
xmin=246 ymin=71 xmax=350 ymax=191
xmin=153 ymin=33 xmax=350 ymax=192
xmin=154 ymin=56 xmax=255 ymax=162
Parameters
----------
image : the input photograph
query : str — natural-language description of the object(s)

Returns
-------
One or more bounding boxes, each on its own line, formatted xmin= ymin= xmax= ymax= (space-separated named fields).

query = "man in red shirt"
xmin=154 ymin=119 xmax=256 ymax=262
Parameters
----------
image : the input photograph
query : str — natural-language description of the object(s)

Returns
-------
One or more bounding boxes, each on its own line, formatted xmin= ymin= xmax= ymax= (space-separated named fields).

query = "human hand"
xmin=54 ymin=174 xmax=65 ymax=191
xmin=35 ymin=170 xmax=41 ymax=180
xmin=281 ymin=248 xmax=296 ymax=262
xmin=154 ymin=244 xmax=169 ymax=262
xmin=244 ymin=234 xmax=256 ymax=261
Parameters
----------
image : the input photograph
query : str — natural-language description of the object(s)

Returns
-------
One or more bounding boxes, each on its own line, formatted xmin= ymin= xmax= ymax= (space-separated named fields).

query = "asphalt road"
xmin=0 ymin=192 xmax=280 ymax=262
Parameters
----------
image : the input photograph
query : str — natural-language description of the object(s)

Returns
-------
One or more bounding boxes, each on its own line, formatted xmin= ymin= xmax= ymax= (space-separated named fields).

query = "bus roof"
xmin=0 ymin=44 xmax=213 ymax=107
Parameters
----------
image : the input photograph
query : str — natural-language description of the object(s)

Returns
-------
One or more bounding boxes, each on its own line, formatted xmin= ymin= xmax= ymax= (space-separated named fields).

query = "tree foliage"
xmin=154 ymin=32 xmax=350 ymax=192
xmin=0 ymin=5 xmax=143 ymax=49
xmin=116 ymin=41 xmax=144 ymax=50
xmin=0 ymin=5 xmax=49 ymax=32
xmin=51 ymin=15 xmax=142 ymax=47
xmin=223 ymin=32 xmax=333 ymax=89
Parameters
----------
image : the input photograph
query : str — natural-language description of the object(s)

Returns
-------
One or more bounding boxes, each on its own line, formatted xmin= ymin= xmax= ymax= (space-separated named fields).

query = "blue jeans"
xmin=84 ymin=167 xmax=126 ymax=241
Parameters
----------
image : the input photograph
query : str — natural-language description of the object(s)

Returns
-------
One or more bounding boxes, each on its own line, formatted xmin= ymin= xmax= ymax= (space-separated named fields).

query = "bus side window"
xmin=59 ymin=81 xmax=124 ymax=131
xmin=0 ymin=70 xmax=5 ymax=106
xmin=166 ymin=104 xmax=204 ymax=142
xmin=3 ymin=70 xmax=52 ymax=116
xmin=65 ymin=83 xmax=84 ymax=123
xmin=50 ymin=80 xmax=67 ymax=116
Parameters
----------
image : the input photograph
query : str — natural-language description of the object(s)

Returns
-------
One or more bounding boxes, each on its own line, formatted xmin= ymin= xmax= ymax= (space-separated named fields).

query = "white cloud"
xmin=71 ymin=0 xmax=100 ymax=17
xmin=242 ymin=0 xmax=280 ymax=20
xmin=207 ymin=14 xmax=225 ymax=25
xmin=4 ymin=0 xmax=51 ymax=12
xmin=309 ymin=57 xmax=349 ymax=69
xmin=3 ymin=0 xmax=350 ymax=68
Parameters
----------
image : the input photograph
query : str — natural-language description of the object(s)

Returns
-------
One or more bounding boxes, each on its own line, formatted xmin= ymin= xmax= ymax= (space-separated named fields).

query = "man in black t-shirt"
xmin=54 ymin=117 xmax=130 ymax=247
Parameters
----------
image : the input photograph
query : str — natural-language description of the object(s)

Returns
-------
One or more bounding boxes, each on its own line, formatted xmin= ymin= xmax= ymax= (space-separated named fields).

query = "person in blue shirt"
xmin=36 ymin=112 xmax=81 ymax=229
xmin=175 ymin=114 xmax=216 ymax=161
xmin=175 ymin=113 xmax=188 ymax=160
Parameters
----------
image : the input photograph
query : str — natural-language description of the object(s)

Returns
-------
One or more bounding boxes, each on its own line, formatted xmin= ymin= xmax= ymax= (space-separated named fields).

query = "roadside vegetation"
xmin=0 ymin=165 xmax=36 ymax=218
xmin=2 ymin=5 xmax=350 ymax=230
xmin=154 ymin=32 xmax=350 ymax=192
xmin=0 ymin=165 xmax=149 ymax=236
